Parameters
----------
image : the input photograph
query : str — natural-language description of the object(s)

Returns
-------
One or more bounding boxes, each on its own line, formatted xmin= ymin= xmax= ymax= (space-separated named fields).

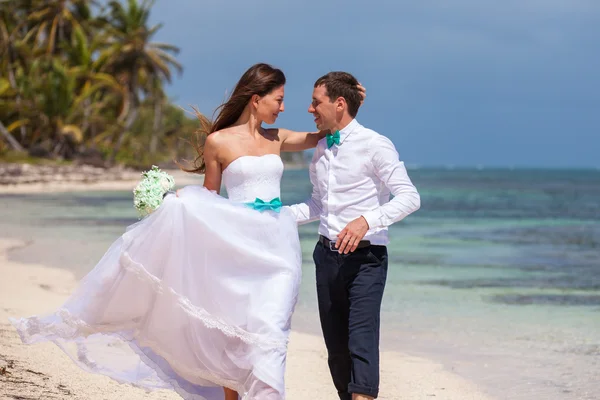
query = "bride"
xmin=9 ymin=63 xmax=363 ymax=400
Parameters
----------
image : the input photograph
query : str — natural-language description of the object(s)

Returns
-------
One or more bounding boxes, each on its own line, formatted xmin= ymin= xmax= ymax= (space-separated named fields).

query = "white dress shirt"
xmin=287 ymin=119 xmax=420 ymax=245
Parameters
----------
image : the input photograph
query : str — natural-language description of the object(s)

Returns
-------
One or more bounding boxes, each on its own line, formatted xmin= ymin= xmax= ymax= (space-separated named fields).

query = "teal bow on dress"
xmin=326 ymin=130 xmax=341 ymax=148
xmin=246 ymin=197 xmax=283 ymax=213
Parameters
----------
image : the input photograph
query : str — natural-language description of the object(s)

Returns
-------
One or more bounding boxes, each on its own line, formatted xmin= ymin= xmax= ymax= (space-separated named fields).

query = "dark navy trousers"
xmin=313 ymin=241 xmax=388 ymax=399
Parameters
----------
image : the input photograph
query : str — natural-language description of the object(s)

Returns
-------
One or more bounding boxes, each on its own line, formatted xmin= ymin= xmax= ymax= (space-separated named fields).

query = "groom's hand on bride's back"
xmin=336 ymin=216 xmax=370 ymax=254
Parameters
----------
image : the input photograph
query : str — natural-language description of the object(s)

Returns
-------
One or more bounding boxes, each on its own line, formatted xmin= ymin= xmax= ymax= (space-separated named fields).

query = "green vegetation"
xmin=0 ymin=0 xmax=198 ymax=168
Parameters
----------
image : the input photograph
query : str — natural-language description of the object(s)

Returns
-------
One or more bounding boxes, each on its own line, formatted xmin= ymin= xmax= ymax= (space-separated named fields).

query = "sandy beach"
xmin=0 ymin=166 xmax=203 ymax=195
xmin=0 ymin=240 xmax=493 ymax=400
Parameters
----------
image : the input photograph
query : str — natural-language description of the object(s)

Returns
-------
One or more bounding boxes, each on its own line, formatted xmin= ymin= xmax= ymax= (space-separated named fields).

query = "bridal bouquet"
xmin=133 ymin=166 xmax=175 ymax=218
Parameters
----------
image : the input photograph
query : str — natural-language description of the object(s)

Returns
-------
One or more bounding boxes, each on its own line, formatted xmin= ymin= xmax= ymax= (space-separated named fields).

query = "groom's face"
xmin=309 ymin=85 xmax=337 ymax=130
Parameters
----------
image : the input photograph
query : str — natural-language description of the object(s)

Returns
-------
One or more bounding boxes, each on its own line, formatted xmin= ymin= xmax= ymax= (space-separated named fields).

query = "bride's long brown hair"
xmin=182 ymin=63 xmax=286 ymax=174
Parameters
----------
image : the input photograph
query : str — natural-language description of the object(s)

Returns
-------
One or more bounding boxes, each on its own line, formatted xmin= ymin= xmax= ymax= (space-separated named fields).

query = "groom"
xmin=288 ymin=72 xmax=420 ymax=400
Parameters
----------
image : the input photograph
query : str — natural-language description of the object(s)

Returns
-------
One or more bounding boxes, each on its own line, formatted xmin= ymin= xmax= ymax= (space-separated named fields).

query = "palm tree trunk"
xmin=109 ymin=70 xmax=139 ymax=164
xmin=150 ymin=99 xmax=162 ymax=154
xmin=82 ymin=98 xmax=91 ymax=135
xmin=109 ymin=106 xmax=138 ymax=164
xmin=0 ymin=120 xmax=25 ymax=152
xmin=6 ymin=52 xmax=27 ymax=141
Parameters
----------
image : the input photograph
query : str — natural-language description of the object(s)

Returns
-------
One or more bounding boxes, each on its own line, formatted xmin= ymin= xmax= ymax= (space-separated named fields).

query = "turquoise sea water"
xmin=1 ymin=168 xmax=599 ymax=399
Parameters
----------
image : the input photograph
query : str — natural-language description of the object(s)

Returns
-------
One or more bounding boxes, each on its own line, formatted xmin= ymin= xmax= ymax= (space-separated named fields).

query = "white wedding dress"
xmin=9 ymin=154 xmax=302 ymax=400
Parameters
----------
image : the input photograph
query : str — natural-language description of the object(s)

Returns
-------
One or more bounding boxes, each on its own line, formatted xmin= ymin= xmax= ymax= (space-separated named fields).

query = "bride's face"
xmin=255 ymin=85 xmax=285 ymax=125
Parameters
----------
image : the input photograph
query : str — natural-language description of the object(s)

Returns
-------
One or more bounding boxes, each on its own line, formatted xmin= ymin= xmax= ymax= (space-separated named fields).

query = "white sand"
xmin=0 ymin=238 xmax=493 ymax=399
xmin=0 ymin=168 xmax=203 ymax=194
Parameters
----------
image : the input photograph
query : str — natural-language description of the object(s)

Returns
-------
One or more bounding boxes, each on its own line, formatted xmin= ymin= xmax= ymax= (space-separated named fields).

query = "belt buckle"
xmin=329 ymin=240 xmax=338 ymax=252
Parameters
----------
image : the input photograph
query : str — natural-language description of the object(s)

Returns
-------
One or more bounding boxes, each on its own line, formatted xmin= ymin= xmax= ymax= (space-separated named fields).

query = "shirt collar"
xmin=338 ymin=119 xmax=360 ymax=144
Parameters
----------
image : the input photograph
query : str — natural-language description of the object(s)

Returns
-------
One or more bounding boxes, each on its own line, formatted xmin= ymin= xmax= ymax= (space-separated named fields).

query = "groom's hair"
xmin=314 ymin=72 xmax=361 ymax=118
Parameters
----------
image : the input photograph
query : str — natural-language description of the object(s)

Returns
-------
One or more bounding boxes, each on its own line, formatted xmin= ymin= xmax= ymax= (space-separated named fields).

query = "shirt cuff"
xmin=362 ymin=209 xmax=383 ymax=230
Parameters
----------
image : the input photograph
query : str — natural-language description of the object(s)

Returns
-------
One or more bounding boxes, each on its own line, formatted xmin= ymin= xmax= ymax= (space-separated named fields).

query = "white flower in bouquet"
xmin=160 ymin=176 xmax=173 ymax=191
xmin=133 ymin=166 xmax=175 ymax=218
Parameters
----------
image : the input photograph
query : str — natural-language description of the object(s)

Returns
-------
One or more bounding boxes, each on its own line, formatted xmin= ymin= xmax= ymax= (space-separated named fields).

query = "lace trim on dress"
xmin=9 ymin=252 xmax=288 ymax=355
xmin=13 ymin=309 xmax=250 ymax=397
xmin=118 ymin=251 xmax=288 ymax=352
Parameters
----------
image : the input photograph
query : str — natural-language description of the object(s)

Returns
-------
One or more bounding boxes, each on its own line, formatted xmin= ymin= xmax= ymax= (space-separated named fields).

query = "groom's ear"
xmin=335 ymin=96 xmax=347 ymax=113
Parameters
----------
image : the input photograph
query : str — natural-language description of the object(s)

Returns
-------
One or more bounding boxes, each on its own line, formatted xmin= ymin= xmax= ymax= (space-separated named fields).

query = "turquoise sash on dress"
xmin=245 ymin=197 xmax=282 ymax=213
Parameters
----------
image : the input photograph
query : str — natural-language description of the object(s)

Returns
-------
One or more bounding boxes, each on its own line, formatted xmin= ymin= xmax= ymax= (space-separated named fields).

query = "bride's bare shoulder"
xmin=205 ymin=130 xmax=230 ymax=147
xmin=204 ymin=130 xmax=242 ymax=160
xmin=209 ymin=128 xmax=243 ymax=142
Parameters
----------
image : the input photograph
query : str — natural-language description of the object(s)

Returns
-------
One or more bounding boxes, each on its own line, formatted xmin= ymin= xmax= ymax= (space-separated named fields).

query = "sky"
xmin=147 ymin=0 xmax=599 ymax=168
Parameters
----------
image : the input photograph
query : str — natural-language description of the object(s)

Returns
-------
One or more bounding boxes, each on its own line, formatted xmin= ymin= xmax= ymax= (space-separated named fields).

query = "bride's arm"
xmin=279 ymin=129 xmax=328 ymax=152
xmin=176 ymin=134 xmax=222 ymax=197
xmin=202 ymin=134 xmax=222 ymax=194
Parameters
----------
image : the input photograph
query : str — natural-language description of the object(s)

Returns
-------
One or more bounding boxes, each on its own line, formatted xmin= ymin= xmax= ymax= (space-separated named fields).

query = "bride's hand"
xmin=357 ymin=83 xmax=366 ymax=106
xmin=317 ymin=130 xmax=330 ymax=139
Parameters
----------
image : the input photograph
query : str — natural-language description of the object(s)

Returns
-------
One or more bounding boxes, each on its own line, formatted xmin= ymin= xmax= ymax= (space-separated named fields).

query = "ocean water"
xmin=1 ymin=168 xmax=599 ymax=399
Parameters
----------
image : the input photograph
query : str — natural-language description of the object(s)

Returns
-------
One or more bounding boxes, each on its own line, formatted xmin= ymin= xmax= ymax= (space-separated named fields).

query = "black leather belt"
xmin=319 ymin=235 xmax=371 ymax=251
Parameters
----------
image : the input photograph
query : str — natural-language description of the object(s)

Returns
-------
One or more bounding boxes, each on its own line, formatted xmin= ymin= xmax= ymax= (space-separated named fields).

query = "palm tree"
xmin=22 ymin=53 xmax=123 ymax=158
xmin=0 ymin=71 xmax=30 ymax=152
xmin=0 ymin=1 xmax=31 ymax=144
xmin=0 ymin=0 xmax=189 ymax=164
xmin=26 ymin=0 xmax=94 ymax=55
xmin=96 ymin=0 xmax=182 ymax=163
xmin=65 ymin=25 xmax=126 ymax=141
xmin=0 ymin=121 xmax=25 ymax=152
xmin=148 ymin=77 xmax=165 ymax=154
xmin=0 ymin=80 xmax=26 ymax=152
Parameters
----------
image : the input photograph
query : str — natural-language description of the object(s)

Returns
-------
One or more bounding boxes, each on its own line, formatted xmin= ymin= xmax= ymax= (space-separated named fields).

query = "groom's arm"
xmin=285 ymin=153 xmax=322 ymax=225
xmin=361 ymin=135 xmax=421 ymax=229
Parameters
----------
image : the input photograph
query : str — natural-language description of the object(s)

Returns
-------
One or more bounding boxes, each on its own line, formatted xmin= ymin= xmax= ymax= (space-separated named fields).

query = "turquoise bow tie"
xmin=246 ymin=197 xmax=282 ymax=213
xmin=326 ymin=130 xmax=341 ymax=148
